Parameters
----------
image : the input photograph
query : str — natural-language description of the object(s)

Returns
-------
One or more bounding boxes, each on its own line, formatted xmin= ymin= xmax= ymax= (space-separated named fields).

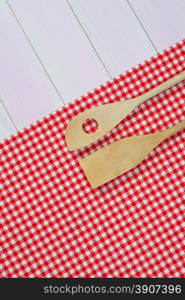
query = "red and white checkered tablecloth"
xmin=0 ymin=40 xmax=185 ymax=278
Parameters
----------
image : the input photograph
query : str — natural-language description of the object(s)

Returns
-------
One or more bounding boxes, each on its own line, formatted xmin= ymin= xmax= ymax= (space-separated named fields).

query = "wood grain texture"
xmin=8 ymin=0 xmax=109 ymax=103
xmin=80 ymin=120 xmax=185 ymax=188
xmin=129 ymin=0 xmax=185 ymax=51
xmin=0 ymin=101 xmax=16 ymax=141
xmin=0 ymin=0 xmax=62 ymax=130
xmin=69 ymin=0 xmax=156 ymax=76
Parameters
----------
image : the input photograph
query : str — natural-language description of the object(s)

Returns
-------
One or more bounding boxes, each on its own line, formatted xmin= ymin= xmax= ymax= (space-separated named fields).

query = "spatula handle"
xmin=158 ymin=119 xmax=185 ymax=140
xmin=134 ymin=71 xmax=185 ymax=105
xmin=79 ymin=120 xmax=185 ymax=188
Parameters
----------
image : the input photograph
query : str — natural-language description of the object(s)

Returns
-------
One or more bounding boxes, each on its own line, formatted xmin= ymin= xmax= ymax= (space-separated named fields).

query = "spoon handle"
xmin=66 ymin=71 xmax=185 ymax=151
xmin=134 ymin=71 xmax=185 ymax=105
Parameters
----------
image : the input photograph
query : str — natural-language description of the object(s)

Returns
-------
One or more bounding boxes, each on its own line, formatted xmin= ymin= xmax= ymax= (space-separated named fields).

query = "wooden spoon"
xmin=65 ymin=71 xmax=185 ymax=150
xmin=79 ymin=120 xmax=185 ymax=188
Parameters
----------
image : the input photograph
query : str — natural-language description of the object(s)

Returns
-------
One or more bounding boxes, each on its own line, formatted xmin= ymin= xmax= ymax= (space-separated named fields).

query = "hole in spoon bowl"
xmin=82 ymin=118 xmax=98 ymax=134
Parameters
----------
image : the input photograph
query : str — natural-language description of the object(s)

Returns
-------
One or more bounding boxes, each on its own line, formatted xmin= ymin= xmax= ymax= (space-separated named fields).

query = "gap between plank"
xmin=126 ymin=0 xmax=158 ymax=53
xmin=5 ymin=0 xmax=65 ymax=106
xmin=0 ymin=95 xmax=18 ymax=131
xmin=66 ymin=0 xmax=112 ymax=78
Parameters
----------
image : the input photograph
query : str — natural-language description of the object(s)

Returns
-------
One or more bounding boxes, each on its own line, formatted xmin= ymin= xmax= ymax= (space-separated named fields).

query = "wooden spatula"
xmin=65 ymin=71 xmax=185 ymax=150
xmin=79 ymin=120 xmax=185 ymax=188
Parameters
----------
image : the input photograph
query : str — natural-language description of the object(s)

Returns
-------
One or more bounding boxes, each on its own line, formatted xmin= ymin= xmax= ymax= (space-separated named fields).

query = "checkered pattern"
xmin=82 ymin=118 xmax=98 ymax=134
xmin=0 ymin=40 xmax=185 ymax=278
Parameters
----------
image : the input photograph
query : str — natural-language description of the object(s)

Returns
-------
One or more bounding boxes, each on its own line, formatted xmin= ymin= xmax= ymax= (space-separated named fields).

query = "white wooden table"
xmin=0 ymin=0 xmax=185 ymax=141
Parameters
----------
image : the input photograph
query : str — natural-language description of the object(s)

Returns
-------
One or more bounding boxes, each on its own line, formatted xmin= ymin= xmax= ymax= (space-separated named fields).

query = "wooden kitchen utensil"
xmin=65 ymin=71 xmax=185 ymax=150
xmin=79 ymin=120 xmax=185 ymax=188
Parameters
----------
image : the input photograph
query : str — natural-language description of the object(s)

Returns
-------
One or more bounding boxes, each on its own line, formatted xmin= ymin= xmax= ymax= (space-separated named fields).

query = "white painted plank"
xmin=69 ymin=0 xmax=156 ymax=77
xmin=0 ymin=101 xmax=16 ymax=142
xmin=0 ymin=0 xmax=62 ymax=130
xmin=7 ymin=0 xmax=109 ymax=103
xmin=129 ymin=0 xmax=185 ymax=51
